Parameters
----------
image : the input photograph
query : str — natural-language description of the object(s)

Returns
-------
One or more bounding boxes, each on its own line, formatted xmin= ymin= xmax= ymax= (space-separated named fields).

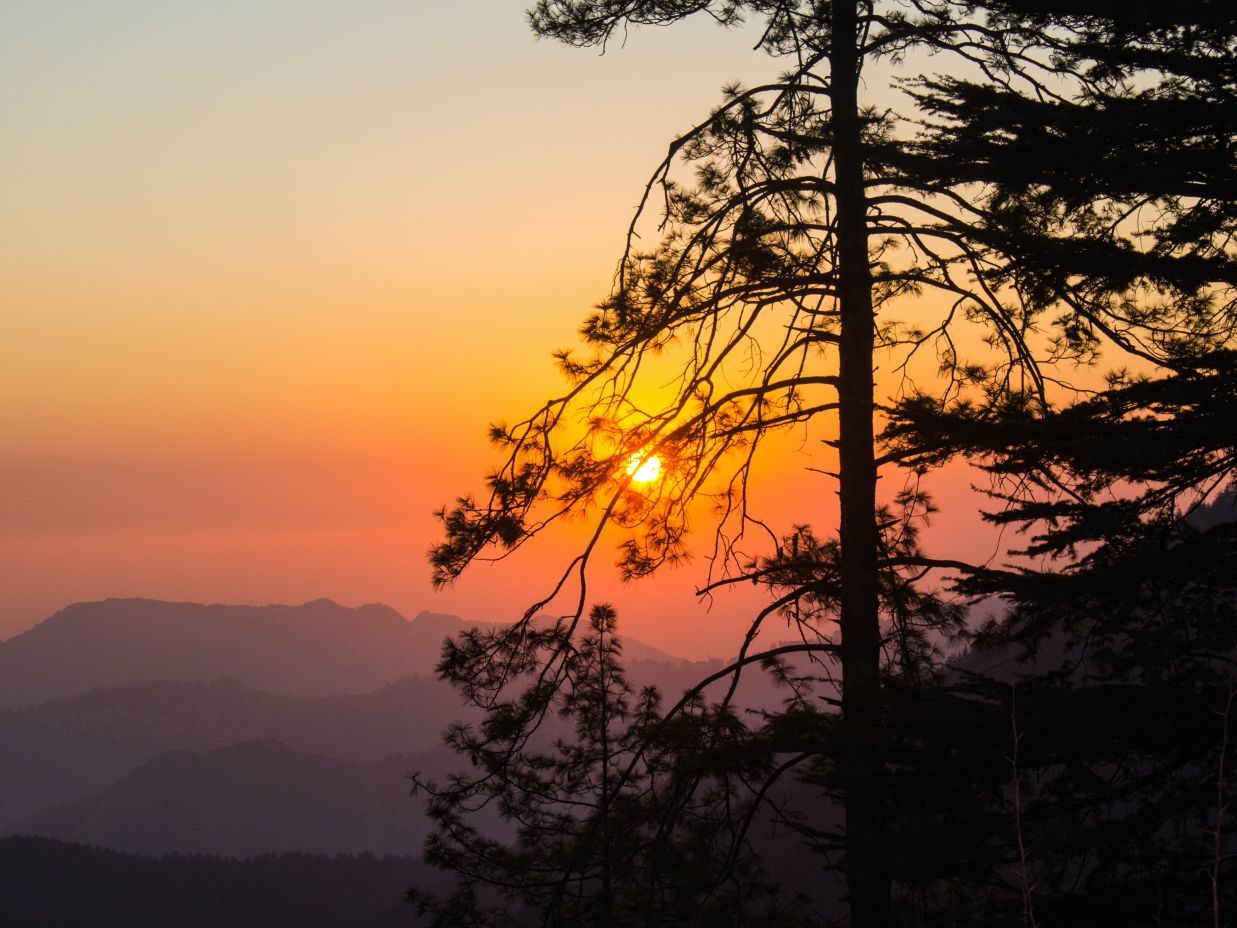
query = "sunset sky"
xmin=2 ymin=2 xmax=999 ymax=655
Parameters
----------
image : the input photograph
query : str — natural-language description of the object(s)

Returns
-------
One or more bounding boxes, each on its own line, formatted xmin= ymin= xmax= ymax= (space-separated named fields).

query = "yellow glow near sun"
xmin=627 ymin=452 xmax=663 ymax=485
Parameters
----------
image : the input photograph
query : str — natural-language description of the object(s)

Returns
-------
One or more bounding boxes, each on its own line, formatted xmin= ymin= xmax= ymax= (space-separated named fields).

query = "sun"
xmin=626 ymin=451 xmax=663 ymax=485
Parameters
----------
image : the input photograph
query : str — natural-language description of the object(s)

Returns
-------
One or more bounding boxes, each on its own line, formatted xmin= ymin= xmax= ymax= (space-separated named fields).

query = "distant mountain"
xmin=0 ymin=659 xmax=759 ymax=824
xmin=0 ymin=836 xmax=441 ymax=928
xmin=0 ymin=595 xmax=786 ymax=862
xmin=2 ymin=739 xmax=441 ymax=857
xmin=0 ymin=598 xmax=432 ymax=710
xmin=0 ymin=598 xmax=693 ymax=711
xmin=0 ymin=676 xmax=472 ymax=823
xmin=1 ymin=770 xmax=838 ymax=922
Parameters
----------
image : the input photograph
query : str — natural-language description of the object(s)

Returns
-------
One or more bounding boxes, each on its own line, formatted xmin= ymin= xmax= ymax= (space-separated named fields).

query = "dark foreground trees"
xmin=884 ymin=353 xmax=1237 ymax=925
xmin=418 ymin=2 xmax=1235 ymax=925
xmin=411 ymin=605 xmax=814 ymax=926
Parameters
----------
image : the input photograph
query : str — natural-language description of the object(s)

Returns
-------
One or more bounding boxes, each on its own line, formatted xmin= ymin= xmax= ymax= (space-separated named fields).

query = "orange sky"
xmin=1 ymin=3 xmax=1010 ymax=655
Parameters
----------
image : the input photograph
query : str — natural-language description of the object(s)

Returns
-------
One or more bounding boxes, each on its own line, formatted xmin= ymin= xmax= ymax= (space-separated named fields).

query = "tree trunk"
xmin=830 ymin=1 xmax=888 ymax=924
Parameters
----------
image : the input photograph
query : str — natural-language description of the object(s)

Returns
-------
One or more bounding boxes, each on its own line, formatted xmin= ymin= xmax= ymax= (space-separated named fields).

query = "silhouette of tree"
xmin=424 ymin=2 xmax=1235 ymax=924
xmin=882 ymin=354 xmax=1237 ymax=924
xmin=876 ymin=6 xmax=1237 ymax=915
xmin=411 ymin=605 xmax=815 ymax=926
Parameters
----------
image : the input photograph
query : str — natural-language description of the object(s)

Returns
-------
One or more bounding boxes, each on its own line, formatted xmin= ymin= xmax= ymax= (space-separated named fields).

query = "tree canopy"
xmin=419 ymin=2 xmax=1235 ymax=924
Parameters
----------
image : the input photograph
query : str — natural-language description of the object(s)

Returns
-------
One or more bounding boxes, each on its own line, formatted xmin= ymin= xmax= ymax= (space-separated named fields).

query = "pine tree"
xmin=425 ymin=3 xmax=1234 ymax=923
xmin=882 ymin=354 xmax=1237 ymax=924
xmin=411 ymin=605 xmax=814 ymax=926
xmin=874 ymin=5 xmax=1236 ymax=916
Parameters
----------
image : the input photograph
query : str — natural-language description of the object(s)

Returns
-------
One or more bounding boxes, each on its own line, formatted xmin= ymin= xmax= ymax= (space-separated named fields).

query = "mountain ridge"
xmin=0 ymin=597 xmax=687 ymax=711
xmin=2 ymin=738 xmax=437 ymax=857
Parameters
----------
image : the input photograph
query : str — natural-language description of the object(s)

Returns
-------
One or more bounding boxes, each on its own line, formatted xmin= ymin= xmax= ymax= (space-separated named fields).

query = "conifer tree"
xmin=412 ymin=605 xmax=813 ymax=926
xmin=882 ymin=355 xmax=1237 ymax=924
xmin=876 ymin=5 xmax=1236 ymax=913
xmin=425 ymin=3 xmax=1234 ymax=923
